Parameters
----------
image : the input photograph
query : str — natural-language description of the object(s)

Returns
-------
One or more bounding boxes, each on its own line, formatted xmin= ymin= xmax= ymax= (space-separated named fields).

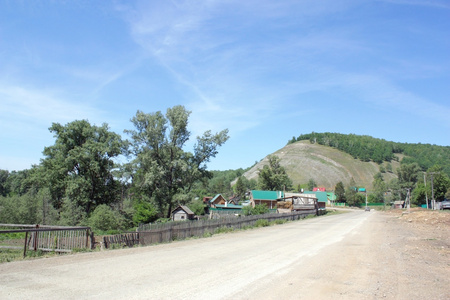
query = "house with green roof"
xmin=250 ymin=190 xmax=284 ymax=209
xmin=303 ymin=191 xmax=328 ymax=209
xmin=327 ymin=192 xmax=337 ymax=205
xmin=209 ymin=194 xmax=227 ymax=207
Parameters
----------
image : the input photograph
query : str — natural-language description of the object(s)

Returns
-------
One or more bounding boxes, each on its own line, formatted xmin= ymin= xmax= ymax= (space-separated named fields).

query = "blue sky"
xmin=0 ymin=0 xmax=449 ymax=172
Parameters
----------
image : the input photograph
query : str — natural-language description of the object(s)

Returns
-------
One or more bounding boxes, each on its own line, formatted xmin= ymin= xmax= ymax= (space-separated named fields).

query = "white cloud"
xmin=0 ymin=84 xmax=104 ymax=129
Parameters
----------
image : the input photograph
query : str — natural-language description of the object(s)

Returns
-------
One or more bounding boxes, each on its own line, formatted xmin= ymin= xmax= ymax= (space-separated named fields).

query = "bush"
xmin=132 ymin=201 xmax=158 ymax=225
xmin=271 ymin=219 xmax=287 ymax=225
xmin=242 ymin=203 xmax=270 ymax=216
xmin=89 ymin=205 xmax=125 ymax=232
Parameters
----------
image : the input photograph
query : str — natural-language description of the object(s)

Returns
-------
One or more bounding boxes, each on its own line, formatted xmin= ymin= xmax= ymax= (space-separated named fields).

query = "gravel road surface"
xmin=1 ymin=210 xmax=448 ymax=299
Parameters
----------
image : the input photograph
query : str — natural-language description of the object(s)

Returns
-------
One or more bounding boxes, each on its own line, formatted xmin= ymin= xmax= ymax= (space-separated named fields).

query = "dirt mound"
xmin=387 ymin=207 xmax=450 ymax=227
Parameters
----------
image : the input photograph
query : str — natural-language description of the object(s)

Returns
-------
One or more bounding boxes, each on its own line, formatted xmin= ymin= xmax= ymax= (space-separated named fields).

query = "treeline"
xmin=0 ymin=106 xmax=231 ymax=232
xmin=289 ymin=132 xmax=450 ymax=176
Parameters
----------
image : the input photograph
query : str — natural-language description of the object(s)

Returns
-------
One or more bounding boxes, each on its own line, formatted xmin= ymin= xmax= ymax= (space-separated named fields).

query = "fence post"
xmin=23 ymin=231 xmax=28 ymax=258
xmin=33 ymin=224 xmax=39 ymax=251
xmin=90 ymin=231 xmax=95 ymax=249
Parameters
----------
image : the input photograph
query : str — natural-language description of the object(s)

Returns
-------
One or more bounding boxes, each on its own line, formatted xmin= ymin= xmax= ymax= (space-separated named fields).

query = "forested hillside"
xmin=289 ymin=132 xmax=450 ymax=177
xmin=241 ymin=133 xmax=449 ymax=208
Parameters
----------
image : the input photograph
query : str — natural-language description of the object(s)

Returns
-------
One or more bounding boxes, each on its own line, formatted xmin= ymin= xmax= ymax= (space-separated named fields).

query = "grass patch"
xmin=0 ymin=249 xmax=22 ymax=263
xmin=214 ymin=227 xmax=235 ymax=234
xmin=271 ymin=219 xmax=287 ymax=225
xmin=0 ymin=248 xmax=58 ymax=264
xmin=255 ymin=219 xmax=270 ymax=227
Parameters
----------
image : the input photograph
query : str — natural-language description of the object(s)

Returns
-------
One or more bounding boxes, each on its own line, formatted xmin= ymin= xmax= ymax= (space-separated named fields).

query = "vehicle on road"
xmin=441 ymin=199 xmax=450 ymax=210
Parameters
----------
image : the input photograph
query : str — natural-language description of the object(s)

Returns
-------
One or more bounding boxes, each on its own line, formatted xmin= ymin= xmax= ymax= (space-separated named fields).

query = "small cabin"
xmin=172 ymin=206 xmax=195 ymax=221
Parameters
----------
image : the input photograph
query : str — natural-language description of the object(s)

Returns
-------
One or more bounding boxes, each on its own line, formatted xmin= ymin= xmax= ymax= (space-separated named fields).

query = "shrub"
xmin=132 ymin=201 xmax=158 ymax=225
xmin=242 ymin=203 xmax=270 ymax=216
xmin=89 ymin=205 xmax=125 ymax=232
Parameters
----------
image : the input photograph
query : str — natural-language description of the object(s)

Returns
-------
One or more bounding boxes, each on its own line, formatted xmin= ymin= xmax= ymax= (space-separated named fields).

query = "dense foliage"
xmin=0 ymin=105 xmax=229 ymax=229
xmin=290 ymin=132 xmax=450 ymax=176
xmin=124 ymin=106 xmax=229 ymax=218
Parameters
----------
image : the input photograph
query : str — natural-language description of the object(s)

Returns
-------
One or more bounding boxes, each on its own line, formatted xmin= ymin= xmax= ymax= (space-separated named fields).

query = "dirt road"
xmin=1 ymin=210 xmax=448 ymax=299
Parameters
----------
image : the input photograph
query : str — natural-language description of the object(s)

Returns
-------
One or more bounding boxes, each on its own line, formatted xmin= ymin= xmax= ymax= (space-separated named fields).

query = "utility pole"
xmin=428 ymin=172 xmax=439 ymax=210
xmin=406 ymin=188 xmax=411 ymax=213
xmin=365 ymin=191 xmax=368 ymax=210
xmin=424 ymin=172 xmax=429 ymax=209
xmin=431 ymin=174 xmax=435 ymax=210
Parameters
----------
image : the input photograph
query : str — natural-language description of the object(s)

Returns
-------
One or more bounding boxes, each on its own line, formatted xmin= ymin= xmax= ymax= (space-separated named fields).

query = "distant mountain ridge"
xmin=241 ymin=133 xmax=450 ymax=191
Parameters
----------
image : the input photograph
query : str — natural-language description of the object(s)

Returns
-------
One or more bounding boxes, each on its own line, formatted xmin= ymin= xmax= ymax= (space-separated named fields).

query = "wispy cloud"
xmin=377 ymin=0 xmax=450 ymax=9
xmin=118 ymin=0 xmax=449 ymax=140
xmin=0 ymin=84 xmax=103 ymax=128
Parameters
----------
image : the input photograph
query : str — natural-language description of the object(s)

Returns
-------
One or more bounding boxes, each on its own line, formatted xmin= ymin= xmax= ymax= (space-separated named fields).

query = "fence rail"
xmin=0 ymin=224 xmax=92 ymax=256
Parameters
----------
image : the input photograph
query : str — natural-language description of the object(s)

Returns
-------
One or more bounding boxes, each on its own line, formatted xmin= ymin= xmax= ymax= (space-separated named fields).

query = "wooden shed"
xmin=172 ymin=206 xmax=195 ymax=221
xmin=284 ymin=192 xmax=318 ymax=211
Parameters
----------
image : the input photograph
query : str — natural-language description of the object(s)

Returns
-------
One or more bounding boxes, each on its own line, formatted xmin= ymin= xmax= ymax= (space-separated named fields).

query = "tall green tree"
xmin=125 ymin=106 xmax=229 ymax=217
xmin=258 ymin=155 xmax=292 ymax=191
xmin=307 ymin=178 xmax=317 ymax=191
xmin=396 ymin=163 xmax=422 ymax=202
xmin=0 ymin=169 xmax=9 ymax=196
xmin=371 ymin=172 xmax=386 ymax=204
xmin=425 ymin=165 xmax=450 ymax=202
xmin=234 ymin=176 xmax=247 ymax=199
xmin=334 ymin=181 xmax=345 ymax=202
xmin=345 ymin=178 xmax=359 ymax=206
xmin=41 ymin=120 xmax=124 ymax=217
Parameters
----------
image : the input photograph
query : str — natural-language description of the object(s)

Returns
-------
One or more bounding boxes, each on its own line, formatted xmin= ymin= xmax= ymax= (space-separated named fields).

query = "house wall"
xmin=251 ymin=199 xmax=277 ymax=209
xmin=173 ymin=211 xmax=188 ymax=221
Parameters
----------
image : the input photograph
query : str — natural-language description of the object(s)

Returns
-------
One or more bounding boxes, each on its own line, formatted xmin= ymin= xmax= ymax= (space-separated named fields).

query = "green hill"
xmin=241 ymin=140 xmax=400 ymax=190
xmin=241 ymin=133 xmax=450 ymax=191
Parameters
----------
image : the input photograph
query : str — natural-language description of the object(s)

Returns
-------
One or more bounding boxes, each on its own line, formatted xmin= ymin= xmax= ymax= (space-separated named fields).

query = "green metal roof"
xmin=210 ymin=194 xmax=224 ymax=203
xmin=304 ymin=191 xmax=328 ymax=202
xmin=251 ymin=190 xmax=284 ymax=200
xmin=327 ymin=192 xmax=337 ymax=201
xmin=214 ymin=204 xmax=243 ymax=209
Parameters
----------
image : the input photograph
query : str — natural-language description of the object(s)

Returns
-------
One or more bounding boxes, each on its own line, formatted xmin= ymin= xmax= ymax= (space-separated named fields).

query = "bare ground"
xmin=246 ymin=208 xmax=450 ymax=299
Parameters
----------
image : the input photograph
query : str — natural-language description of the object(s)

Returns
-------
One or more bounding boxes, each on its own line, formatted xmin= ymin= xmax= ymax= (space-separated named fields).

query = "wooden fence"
xmin=0 ymin=224 xmax=92 ymax=256
xmin=102 ymin=232 xmax=139 ymax=249
xmin=137 ymin=209 xmax=318 ymax=245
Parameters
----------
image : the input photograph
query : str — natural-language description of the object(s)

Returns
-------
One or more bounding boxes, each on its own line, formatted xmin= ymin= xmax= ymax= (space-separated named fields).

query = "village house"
xmin=209 ymin=194 xmax=227 ymax=208
xmin=250 ymin=190 xmax=283 ymax=209
xmin=171 ymin=205 xmax=195 ymax=221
